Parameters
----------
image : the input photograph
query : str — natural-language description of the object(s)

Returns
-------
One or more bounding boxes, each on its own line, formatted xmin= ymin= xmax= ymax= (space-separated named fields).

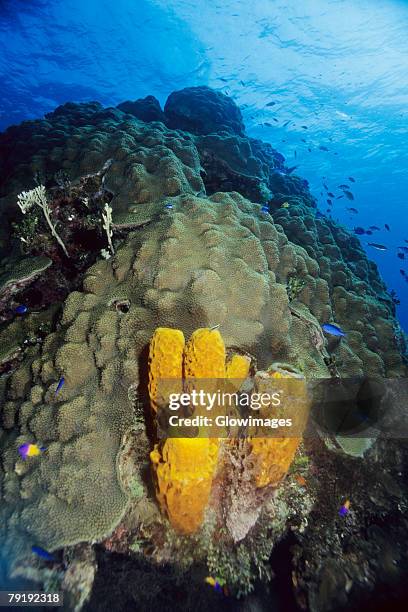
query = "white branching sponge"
xmin=102 ymin=203 xmax=115 ymax=255
xmin=17 ymin=185 xmax=69 ymax=257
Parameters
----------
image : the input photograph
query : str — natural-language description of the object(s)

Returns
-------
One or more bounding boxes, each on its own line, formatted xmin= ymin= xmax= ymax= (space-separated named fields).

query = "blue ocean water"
xmin=1 ymin=0 xmax=407 ymax=329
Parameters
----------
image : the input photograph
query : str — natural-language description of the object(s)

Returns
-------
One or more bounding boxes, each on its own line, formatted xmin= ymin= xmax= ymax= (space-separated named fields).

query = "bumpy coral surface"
xmin=0 ymin=87 xmax=406 ymax=601
xmin=164 ymin=85 xmax=246 ymax=136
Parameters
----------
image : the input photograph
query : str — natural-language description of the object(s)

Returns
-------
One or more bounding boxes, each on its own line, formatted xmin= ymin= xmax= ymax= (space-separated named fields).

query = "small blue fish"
xmin=339 ymin=500 xmax=350 ymax=516
xmin=164 ymin=203 xmax=173 ymax=210
xmin=261 ymin=206 xmax=269 ymax=214
xmin=322 ymin=323 xmax=346 ymax=337
xmin=31 ymin=545 xmax=54 ymax=561
xmin=55 ymin=377 xmax=65 ymax=395
xmin=15 ymin=304 xmax=28 ymax=315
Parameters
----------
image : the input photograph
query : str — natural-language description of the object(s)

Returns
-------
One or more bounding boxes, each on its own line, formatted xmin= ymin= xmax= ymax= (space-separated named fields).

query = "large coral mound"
xmin=0 ymin=87 xmax=406 ymax=586
xmin=164 ymin=85 xmax=246 ymax=136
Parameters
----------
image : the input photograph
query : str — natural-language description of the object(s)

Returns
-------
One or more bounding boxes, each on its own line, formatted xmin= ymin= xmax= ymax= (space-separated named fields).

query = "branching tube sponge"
xmin=17 ymin=185 xmax=69 ymax=257
xmin=102 ymin=203 xmax=115 ymax=255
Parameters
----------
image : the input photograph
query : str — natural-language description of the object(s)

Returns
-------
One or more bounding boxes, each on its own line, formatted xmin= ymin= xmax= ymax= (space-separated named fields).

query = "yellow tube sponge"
xmin=250 ymin=365 xmax=309 ymax=488
xmin=225 ymin=353 xmax=251 ymax=380
xmin=150 ymin=437 xmax=219 ymax=534
xmin=183 ymin=328 xmax=226 ymax=378
xmin=149 ymin=327 xmax=225 ymax=534
xmin=148 ymin=327 xmax=185 ymax=413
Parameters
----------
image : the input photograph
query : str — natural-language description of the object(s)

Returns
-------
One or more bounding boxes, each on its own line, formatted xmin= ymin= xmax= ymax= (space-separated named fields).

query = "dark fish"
xmin=366 ymin=230 xmax=373 ymax=235
xmin=398 ymin=246 xmax=408 ymax=252
xmin=323 ymin=183 xmax=328 ymax=190
xmin=301 ymin=125 xmax=308 ymax=129
xmin=272 ymin=117 xmax=279 ymax=122
xmin=31 ymin=546 xmax=54 ymax=561
xmin=344 ymin=191 xmax=354 ymax=200
xmin=264 ymin=122 xmax=273 ymax=127
xmin=339 ymin=184 xmax=349 ymax=189
xmin=369 ymin=226 xmax=380 ymax=231
xmin=266 ymin=101 xmax=276 ymax=106
xmin=327 ymin=199 xmax=333 ymax=205
xmin=327 ymin=192 xmax=335 ymax=198
xmin=316 ymin=211 xmax=326 ymax=219
xmin=319 ymin=146 xmax=329 ymax=151
xmin=354 ymin=227 xmax=366 ymax=235
xmin=15 ymin=304 xmax=28 ymax=315
xmin=286 ymin=165 xmax=298 ymax=174
xmin=308 ymin=148 xmax=312 ymax=152
xmin=55 ymin=377 xmax=65 ymax=395
xmin=368 ymin=242 xmax=387 ymax=251
xmin=294 ymin=150 xmax=297 ymax=158
xmin=385 ymin=224 xmax=390 ymax=231
xmin=322 ymin=323 xmax=346 ymax=337
xmin=282 ymin=120 xmax=290 ymax=127
xmin=398 ymin=253 xmax=405 ymax=260
xmin=405 ymin=240 xmax=408 ymax=244
xmin=301 ymin=138 xmax=306 ymax=143
xmin=346 ymin=207 xmax=358 ymax=214
xmin=336 ymin=195 xmax=344 ymax=200
xmin=400 ymin=269 xmax=408 ymax=281
xmin=348 ymin=177 xmax=355 ymax=182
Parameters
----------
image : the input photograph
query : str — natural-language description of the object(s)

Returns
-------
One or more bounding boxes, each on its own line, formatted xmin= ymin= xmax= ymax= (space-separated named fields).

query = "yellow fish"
xmin=205 ymin=577 xmax=216 ymax=587
xmin=18 ymin=443 xmax=45 ymax=460
xmin=281 ymin=201 xmax=290 ymax=208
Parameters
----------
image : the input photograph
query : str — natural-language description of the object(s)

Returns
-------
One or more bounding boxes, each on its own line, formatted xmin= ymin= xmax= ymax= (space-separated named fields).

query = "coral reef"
xmin=0 ymin=85 xmax=407 ymax=609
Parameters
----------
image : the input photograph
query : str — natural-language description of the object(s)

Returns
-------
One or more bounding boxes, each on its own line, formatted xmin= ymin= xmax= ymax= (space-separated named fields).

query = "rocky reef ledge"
xmin=0 ymin=87 xmax=407 ymax=611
